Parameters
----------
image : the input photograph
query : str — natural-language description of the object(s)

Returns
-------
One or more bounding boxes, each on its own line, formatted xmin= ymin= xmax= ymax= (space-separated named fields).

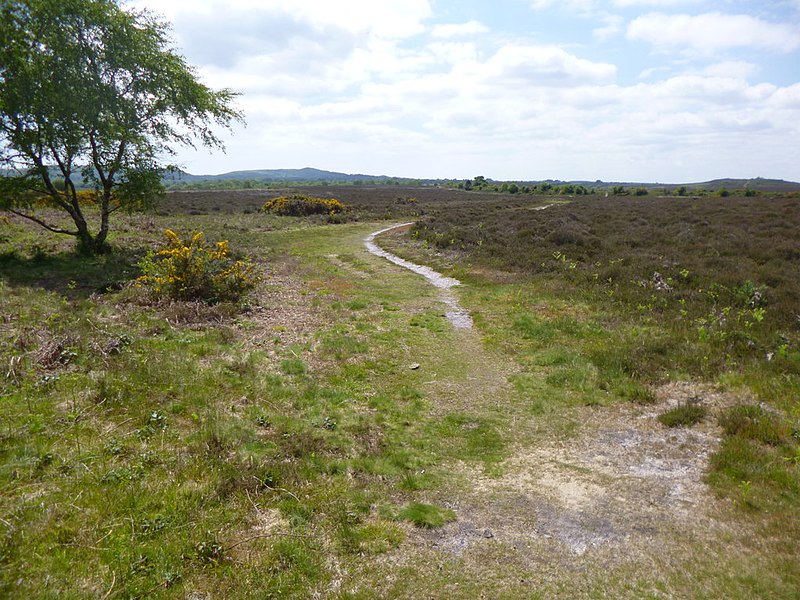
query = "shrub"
xmin=658 ymin=403 xmax=707 ymax=427
xmin=35 ymin=189 xmax=100 ymax=208
xmin=718 ymin=405 xmax=790 ymax=446
xmin=137 ymin=230 xmax=259 ymax=303
xmin=617 ymin=381 xmax=657 ymax=405
xmin=261 ymin=194 xmax=351 ymax=217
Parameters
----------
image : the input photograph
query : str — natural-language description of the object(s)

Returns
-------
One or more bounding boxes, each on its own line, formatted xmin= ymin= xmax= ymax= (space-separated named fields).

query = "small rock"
xmin=482 ymin=529 xmax=494 ymax=539
xmin=652 ymin=271 xmax=673 ymax=292
xmin=409 ymin=363 xmax=420 ymax=370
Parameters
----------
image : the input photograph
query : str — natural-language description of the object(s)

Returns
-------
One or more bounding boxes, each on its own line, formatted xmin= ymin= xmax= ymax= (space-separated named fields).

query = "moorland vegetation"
xmin=1 ymin=186 xmax=799 ymax=598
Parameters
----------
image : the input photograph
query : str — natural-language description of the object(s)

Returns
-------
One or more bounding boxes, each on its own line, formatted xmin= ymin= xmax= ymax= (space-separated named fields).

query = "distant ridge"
xmin=165 ymin=168 xmax=800 ymax=191
xmin=167 ymin=167 xmax=406 ymax=184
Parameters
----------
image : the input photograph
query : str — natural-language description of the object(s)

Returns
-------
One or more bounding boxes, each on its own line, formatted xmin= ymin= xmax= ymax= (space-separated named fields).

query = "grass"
xmin=0 ymin=202 xmax=509 ymax=597
xmin=1 ymin=189 xmax=799 ymax=598
xmin=397 ymin=502 xmax=457 ymax=529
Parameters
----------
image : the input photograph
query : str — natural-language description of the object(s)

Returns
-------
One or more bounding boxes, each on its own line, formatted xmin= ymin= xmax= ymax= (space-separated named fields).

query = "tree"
xmin=0 ymin=0 xmax=241 ymax=253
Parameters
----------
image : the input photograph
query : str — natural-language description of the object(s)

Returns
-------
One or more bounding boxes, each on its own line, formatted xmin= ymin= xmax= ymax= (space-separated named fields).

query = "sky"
xmin=130 ymin=0 xmax=800 ymax=183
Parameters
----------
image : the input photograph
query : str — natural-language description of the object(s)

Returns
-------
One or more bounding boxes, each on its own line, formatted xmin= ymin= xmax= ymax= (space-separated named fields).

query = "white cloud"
xmin=132 ymin=0 xmax=432 ymax=41
xmin=431 ymin=20 xmax=488 ymax=38
xmin=627 ymin=12 xmax=800 ymax=54
xmin=593 ymin=15 xmax=623 ymax=40
xmin=530 ymin=0 xmax=596 ymax=14
xmin=128 ymin=0 xmax=800 ymax=181
xmin=703 ymin=61 xmax=759 ymax=79
xmin=613 ymin=0 xmax=700 ymax=6
xmin=769 ymin=83 xmax=800 ymax=109
xmin=532 ymin=0 xmax=699 ymax=11
xmin=483 ymin=45 xmax=617 ymax=86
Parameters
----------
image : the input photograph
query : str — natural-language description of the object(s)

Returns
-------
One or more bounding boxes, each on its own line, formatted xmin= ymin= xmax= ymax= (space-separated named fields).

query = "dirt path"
xmin=366 ymin=223 xmax=473 ymax=330
xmin=358 ymin=223 xmax=759 ymax=597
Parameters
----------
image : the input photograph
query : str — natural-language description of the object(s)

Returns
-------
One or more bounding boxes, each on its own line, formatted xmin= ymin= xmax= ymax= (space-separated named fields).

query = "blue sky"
xmin=133 ymin=0 xmax=800 ymax=182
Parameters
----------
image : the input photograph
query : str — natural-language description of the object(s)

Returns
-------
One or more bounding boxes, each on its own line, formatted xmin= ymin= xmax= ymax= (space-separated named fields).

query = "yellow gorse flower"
xmin=260 ymin=194 xmax=351 ymax=216
xmin=137 ymin=230 xmax=260 ymax=303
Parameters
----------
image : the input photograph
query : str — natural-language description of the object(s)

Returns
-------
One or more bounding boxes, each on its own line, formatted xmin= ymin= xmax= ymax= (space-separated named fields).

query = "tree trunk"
xmin=74 ymin=212 xmax=109 ymax=255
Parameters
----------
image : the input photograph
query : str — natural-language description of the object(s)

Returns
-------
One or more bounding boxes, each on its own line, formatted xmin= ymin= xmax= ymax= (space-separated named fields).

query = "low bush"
xmin=34 ymin=189 xmax=100 ymax=208
xmin=261 ymin=194 xmax=351 ymax=217
xmin=658 ymin=403 xmax=707 ymax=428
xmin=137 ymin=229 xmax=260 ymax=303
xmin=719 ymin=405 xmax=791 ymax=446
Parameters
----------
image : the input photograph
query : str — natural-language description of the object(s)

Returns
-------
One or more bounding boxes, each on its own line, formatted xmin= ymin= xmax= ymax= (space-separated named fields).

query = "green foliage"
xmin=710 ymin=404 xmax=799 ymax=515
xmin=397 ymin=502 xmax=456 ymax=529
xmin=718 ymin=405 xmax=791 ymax=446
xmin=137 ymin=229 xmax=259 ymax=303
xmin=0 ymin=0 xmax=241 ymax=253
xmin=261 ymin=194 xmax=351 ymax=217
xmin=340 ymin=521 xmax=405 ymax=555
xmin=280 ymin=358 xmax=307 ymax=375
xmin=658 ymin=403 xmax=708 ymax=427
xmin=617 ymin=380 xmax=657 ymax=405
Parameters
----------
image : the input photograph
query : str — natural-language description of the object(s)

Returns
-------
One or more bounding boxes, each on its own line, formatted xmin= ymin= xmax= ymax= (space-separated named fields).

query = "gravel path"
xmin=365 ymin=223 xmax=473 ymax=329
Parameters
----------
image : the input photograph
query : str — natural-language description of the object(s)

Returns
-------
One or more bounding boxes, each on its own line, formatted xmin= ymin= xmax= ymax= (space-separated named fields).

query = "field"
xmin=1 ymin=187 xmax=799 ymax=598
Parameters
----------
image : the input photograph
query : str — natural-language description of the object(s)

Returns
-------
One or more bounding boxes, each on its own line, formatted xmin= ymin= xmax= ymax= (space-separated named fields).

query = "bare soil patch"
xmin=407 ymin=382 xmax=753 ymax=571
xmin=241 ymin=256 xmax=325 ymax=352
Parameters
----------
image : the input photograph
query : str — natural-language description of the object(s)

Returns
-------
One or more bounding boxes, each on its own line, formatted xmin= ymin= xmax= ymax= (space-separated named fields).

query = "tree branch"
xmin=9 ymin=209 xmax=79 ymax=235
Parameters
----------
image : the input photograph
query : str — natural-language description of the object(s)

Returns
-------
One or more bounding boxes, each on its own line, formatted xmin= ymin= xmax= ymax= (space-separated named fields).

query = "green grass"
xmin=2 ymin=193 xmax=799 ymax=598
xmin=280 ymin=358 xmax=307 ymax=375
xmin=0 ymin=207 xmax=522 ymax=597
xmin=397 ymin=502 xmax=457 ymax=529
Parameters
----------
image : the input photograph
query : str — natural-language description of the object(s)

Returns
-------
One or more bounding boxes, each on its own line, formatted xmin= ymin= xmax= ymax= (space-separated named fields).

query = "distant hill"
xmin=7 ymin=167 xmax=795 ymax=192
xmin=567 ymin=177 xmax=800 ymax=192
xmin=692 ymin=178 xmax=800 ymax=192
xmin=165 ymin=169 xmax=800 ymax=192
xmin=165 ymin=167 xmax=423 ymax=185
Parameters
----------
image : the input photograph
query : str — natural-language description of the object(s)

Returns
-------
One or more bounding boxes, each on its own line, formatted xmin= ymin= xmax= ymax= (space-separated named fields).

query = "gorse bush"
xmin=34 ymin=189 xmax=101 ymax=208
xmin=137 ymin=230 xmax=259 ymax=303
xmin=261 ymin=194 xmax=351 ymax=216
